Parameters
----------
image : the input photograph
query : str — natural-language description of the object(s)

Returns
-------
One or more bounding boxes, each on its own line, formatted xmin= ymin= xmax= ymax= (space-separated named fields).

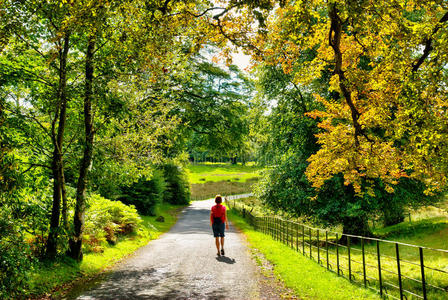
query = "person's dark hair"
xmin=215 ymin=195 xmax=222 ymax=204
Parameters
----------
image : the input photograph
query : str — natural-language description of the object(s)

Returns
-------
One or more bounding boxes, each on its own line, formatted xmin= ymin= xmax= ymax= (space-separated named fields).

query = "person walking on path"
xmin=210 ymin=195 xmax=229 ymax=256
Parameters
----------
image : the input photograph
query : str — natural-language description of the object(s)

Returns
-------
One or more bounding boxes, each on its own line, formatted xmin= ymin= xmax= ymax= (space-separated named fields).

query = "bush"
xmin=0 ymin=208 xmax=35 ymax=299
xmin=83 ymin=195 xmax=142 ymax=253
xmin=161 ymin=163 xmax=190 ymax=205
xmin=119 ymin=170 xmax=165 ymax=216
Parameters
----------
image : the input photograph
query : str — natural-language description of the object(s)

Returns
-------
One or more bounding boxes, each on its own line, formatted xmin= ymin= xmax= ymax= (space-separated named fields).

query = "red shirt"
xmin=211 ymin=204 xmax=226 ymax=224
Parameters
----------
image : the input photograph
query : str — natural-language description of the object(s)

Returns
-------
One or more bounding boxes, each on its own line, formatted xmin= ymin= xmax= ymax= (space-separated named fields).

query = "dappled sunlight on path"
xmin=72 ymin=200 xmax=259 ymax=299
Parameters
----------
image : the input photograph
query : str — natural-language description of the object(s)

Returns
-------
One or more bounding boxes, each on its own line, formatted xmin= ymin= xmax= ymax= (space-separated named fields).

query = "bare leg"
xmin=220 ymin=237 xmax=224 ymax=250
xmin=215 ymin=237 xmax=220 ymax=253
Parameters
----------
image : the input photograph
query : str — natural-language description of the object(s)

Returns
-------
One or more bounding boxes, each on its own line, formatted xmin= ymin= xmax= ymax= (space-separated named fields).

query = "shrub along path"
xmin=72 ymin=199 xmax=263 ymax=299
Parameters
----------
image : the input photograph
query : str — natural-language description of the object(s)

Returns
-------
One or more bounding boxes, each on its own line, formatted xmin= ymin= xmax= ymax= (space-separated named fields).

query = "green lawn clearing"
xmin=187 ymin=162 xmax=262 ymax=184
xmin=188 ymin=163 xmax=262 ymax=200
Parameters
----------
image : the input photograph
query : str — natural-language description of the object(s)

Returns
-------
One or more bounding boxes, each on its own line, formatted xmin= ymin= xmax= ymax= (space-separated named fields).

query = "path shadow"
xmin=215 ymin=256 xmax=236 ymax=264
xmin=70 ymin=266 xmax=230 ymax=299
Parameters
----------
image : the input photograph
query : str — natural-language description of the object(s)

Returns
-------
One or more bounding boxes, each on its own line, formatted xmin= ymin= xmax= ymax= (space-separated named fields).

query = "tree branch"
xmin=329 ymin=3 xmax=370 ymax=146
xmin=13 ymin=31 xmax=60 ymax=72
xmin=412 ymin=11 xmax=448 ymax=72
xmin=20 ymin=162 xmax=51 ymax=174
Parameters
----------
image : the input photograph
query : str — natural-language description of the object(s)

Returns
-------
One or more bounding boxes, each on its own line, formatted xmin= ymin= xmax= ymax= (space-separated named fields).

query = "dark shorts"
xmin=212 ymin=222 xmax=225 ymax=237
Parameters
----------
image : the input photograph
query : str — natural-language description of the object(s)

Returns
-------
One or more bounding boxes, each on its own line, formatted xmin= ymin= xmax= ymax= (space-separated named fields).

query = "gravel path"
xmin=74 ymin=200 xmax=260 ymax=299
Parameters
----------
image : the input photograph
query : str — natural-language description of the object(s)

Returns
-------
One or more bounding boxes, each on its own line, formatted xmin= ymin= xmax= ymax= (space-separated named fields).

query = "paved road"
xmin=75 ymin=200 xmax=260 ymax=299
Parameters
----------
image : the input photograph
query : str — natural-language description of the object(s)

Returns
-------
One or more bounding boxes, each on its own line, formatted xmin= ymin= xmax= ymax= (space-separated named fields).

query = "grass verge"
xmin=230 ymin=198 xmax=448 ymax=300
xmin=228 ymin=210 xmax=380 ymax=300
xmin=27 ymin=202 xmax=186 ymax=298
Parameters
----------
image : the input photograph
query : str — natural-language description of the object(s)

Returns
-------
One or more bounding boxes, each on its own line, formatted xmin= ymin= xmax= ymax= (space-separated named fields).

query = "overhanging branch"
xmin=412 ymin=11 xmax=448 ymax=72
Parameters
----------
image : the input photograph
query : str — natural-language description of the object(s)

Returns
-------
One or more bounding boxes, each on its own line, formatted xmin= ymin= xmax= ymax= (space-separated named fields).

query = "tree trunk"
xmin=61 ymin=170 xmax=68 ymax=230
xmin=46 ymin=32 xmax=70 ymax=258
xmin=68 ymin=34 xmax=96 ymax=261
xmin=340 ymin=215 xmax=372 ymax=244
xmin=383 ymin=201 xmax=405 ymax=226
xmin=328 ymin=4 xmax=364 ymax=145
xmin=46 ymin=150 xmax=63 ymax=257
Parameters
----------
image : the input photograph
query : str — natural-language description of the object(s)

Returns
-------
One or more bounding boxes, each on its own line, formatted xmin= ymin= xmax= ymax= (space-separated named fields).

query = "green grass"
xmin=228 ymin=210 xmax=380 ymax=300
xmin=27 ymin=202 xmax=185 ymax=298
xmin=187 ymin=162 xmax=262 ymax=184
xmin=187 ymin=163 xmax=262 ymax=200
xmin=191 ymin=178 xmax=258 ymax=200
xmin=326 ymin=218 xmax=448 ymax=300
xmin=231 ymin=198 xmax=448 ymax=300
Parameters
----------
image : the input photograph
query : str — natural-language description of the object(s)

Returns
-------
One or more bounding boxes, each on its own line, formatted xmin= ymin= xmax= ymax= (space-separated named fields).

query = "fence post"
xmin=273 ymin=218 xmax=276 ymax=240
xmin=286 ymin=220 xmax=289 ymax=246
xmin=268 ymin=217 xmax=271 ymax=237
xmin=336 ymin=233 xmax=340 ymax=276
xmin=326 ymin=231 xmax=329 ymax=270
xmin=282 ymin=220 xmax=288 ymax=246
xmin=274 ymin=218 xmax=276 ymax=240
xmin=362 ymin=238 xmax=366 ymax=287
xmin=348 ymin=236 xmax=352 ymax=281
xmin=396 ymin=243 xmax=404 ymax=300
xmin=266 ymin=217 xmax=268 ymax=236
xmin=277 ymin=219 xmax=280 ymax=242
xmin=296 ymin=223 xmax=299 ymax=251
xmin=377 ymin=240 xmax=383 ymax=296
xmin=276 ymin=218 xmax=279 ymax=241
xmin=289 ymin=221 xmax=294 ymax=249
xmin=268 ymin=217 xmax=270 ymax=237
xmin=317 ymin=229 xmax=320 ymax=263
xmin=309 ymin=227 xmax=312 ymax=258
xmin=279 ymin=219 xmax=281 ymax=242
xmin=302 ymin=225 xmax=305 ymax=255
xmin=419 ymin=247 xmax=427 ymax=300
xmin=281 ymin=219 xmax=284 ymax=244
xmin=284 ymin=220 xmax=287 ymax=245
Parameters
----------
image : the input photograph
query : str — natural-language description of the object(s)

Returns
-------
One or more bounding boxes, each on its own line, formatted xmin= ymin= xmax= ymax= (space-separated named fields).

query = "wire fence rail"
xmin=228 ymin=201 xmax=448 ymax=300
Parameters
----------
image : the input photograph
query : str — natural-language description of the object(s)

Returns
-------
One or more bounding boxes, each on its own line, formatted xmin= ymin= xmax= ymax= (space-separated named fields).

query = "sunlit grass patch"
xmin=187 ymin=163 xmax=261 ymax=200
xmin=229 ymin=211 xmax=380 ymax=299
xmin=231 ymin=198 xmax=448 ymax=300
xmin=191 ymin=178 xmax=258 ymax=200
xmin=186 ymin=163 xmax=262 ymax=184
